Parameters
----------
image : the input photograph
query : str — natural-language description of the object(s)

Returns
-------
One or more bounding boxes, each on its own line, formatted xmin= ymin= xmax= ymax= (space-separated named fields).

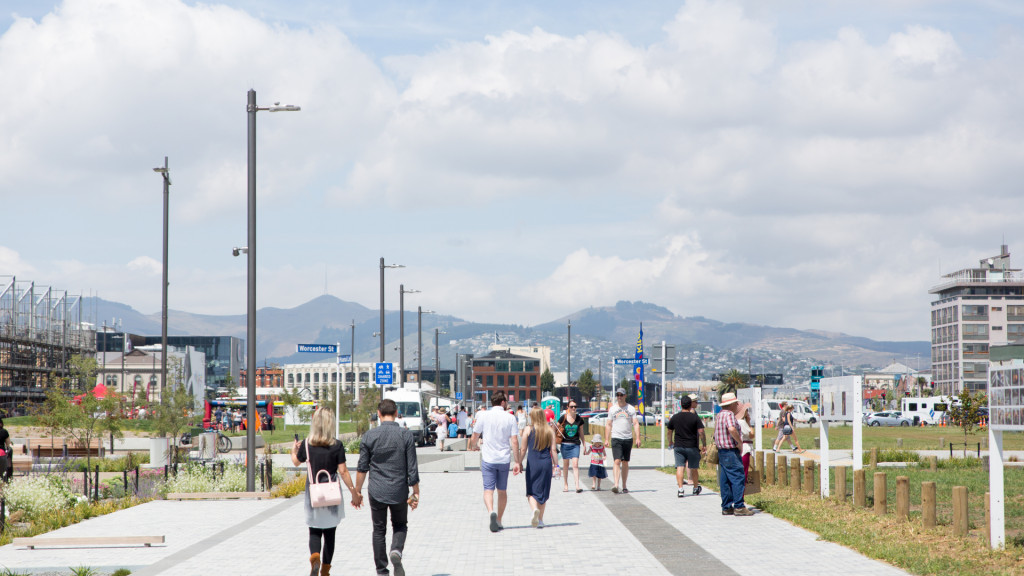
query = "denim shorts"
xmin=674 ymin=447 xmax=701 ymax=469
xmin=561 ymin=443 xmax=580 ymax=460
xmin=480 ymin=461 xmax=510 ymax=491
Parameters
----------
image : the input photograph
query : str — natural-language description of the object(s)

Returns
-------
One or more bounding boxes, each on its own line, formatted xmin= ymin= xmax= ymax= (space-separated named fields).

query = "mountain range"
xmin=85 ymin=296 xmax=930 ymax=375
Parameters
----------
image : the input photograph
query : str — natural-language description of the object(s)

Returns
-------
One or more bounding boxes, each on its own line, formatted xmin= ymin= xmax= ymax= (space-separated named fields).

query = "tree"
xmin=355 ymin=386 xmax=381 ymax=436
xmin=222 ymin=374 xmax=239 ymax=399
xmin=577 ymin=369 xmax=597 ymax=401
xmin=277 ymin=387 xmax=304 ymax=431
xmin=540 ymin=369 xmax=555 ymax=395
xmin=152 ymin=358 xmax=199 ymax=461
xmin=716 ymin=369 xmax=747 ymax=400
xmin=946 ymin=388 xmax=987 ymax=457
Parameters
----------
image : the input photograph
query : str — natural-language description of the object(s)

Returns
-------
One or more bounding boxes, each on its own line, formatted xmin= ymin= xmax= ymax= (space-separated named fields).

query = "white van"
xmin=384 ymin=388 xmax=428 ymax=445
xmin=761 ymin=399 xmax=818 ymax=426
xmin=900 ymin=396 xmax=954 ymax=425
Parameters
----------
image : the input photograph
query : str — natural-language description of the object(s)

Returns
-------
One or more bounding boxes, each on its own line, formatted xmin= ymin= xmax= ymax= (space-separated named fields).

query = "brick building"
xmin=471 ymin=350 xmax=541 ymax=406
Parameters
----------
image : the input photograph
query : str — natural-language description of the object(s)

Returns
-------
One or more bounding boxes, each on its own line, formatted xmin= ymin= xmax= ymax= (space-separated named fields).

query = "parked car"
xmin=585 ymin=412 xmax=609 ymax=428
xmin=864 ymin=411 xmax=913 ymax=427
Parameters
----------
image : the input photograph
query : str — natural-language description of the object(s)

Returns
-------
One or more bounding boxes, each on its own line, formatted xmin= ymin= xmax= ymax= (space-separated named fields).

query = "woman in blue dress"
xmin=520 ymin=407 xmax=558 ymax=528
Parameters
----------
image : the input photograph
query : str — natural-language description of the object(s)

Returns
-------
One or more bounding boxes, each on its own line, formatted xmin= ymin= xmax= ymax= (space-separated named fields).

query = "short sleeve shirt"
xmin=476 ymin=406 xmax=519 ymax=465
xmin=607 ymin=403 xmax=637 ymax=439
xmin=296 ymin=439 xmax=347 ymax=479
xmin=558 ymin=414 xmax=583 ymax=445
xmin=666 ymin=411 xmax=704 ymax=449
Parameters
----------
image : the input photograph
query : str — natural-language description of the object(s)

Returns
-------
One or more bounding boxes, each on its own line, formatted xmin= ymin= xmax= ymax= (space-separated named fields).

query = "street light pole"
xmin=245 ymin=89 xmax=300 ymax=492
xmin=351 ymin=319 xmax=356 ymax=402
xmin=152 ymin=158 xmax=170 ymax=397
xmin=378 ymin=258 xmax=404 ymax=363
xmin=399 ymin=285 xmax=419 ymax=387
xmin=435 ymin=328 xmax=446 ymax=394
xmin=417 ymin=307 xmax=434 ymax=384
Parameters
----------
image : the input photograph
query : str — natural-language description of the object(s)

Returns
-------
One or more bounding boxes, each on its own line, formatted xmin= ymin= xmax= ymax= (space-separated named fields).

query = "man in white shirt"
xmin=456 ymin=406 xmax=469 ymax=438
xmin=470 ymin=391 xmax=522 ymax=533
xmin=605 ymin=387 xmax=640 ymax=494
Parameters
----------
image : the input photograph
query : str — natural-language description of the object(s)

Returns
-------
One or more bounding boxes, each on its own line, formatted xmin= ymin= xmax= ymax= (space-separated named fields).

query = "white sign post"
xmin=818 ymin=375 xmax=863 ymax=498
xmin=737 ymin=387 xmax=763 ymax=452
xmin=986 ymin=362 xmax=1024 ymax=549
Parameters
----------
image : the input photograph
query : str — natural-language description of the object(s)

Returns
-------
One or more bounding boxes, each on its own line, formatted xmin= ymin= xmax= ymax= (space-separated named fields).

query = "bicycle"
xmin=202 ymin=427 xmax=233 ymax=453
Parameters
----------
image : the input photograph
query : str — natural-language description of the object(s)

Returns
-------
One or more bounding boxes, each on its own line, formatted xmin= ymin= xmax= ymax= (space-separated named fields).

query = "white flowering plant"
xmin=2 ymin=474 xmax=78 ymax=518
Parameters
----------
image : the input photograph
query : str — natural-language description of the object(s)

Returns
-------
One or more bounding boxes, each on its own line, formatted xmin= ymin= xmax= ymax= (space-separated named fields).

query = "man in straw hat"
xmin=714 ymin=392 xmax=753 ymax=516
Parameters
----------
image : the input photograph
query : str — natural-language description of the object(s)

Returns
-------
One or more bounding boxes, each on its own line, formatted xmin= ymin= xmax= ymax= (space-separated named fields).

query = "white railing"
xmin=930 ymin=269 xmax=1024 ymax=292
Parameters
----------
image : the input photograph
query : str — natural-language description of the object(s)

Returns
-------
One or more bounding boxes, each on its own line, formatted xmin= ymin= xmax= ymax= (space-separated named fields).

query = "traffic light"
xmin=882 ymin=391 xmax=887 ymax=401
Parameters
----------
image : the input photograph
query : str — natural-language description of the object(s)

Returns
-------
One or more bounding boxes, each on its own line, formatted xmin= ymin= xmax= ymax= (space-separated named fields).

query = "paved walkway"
xmin=0 ymin=450 xmax=910 ymax=576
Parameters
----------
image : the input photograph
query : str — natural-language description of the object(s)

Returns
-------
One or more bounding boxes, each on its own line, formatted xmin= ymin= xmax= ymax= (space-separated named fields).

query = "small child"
xmin=585 ymin=434 xmax=608 ymax=490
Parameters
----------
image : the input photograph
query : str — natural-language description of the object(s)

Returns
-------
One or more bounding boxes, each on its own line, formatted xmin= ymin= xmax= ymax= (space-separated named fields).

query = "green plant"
xmin=936 ymin=456 xmax=982 ymax=469
xmin=69 ymin=566 xmax=97 ymax=576
xmin=861 ymin=449 xmax=920 ymax=465
xmin=1 ymin=475 xmax=78 ymax=519
xmin=0 ymin=568 xmax=30 ymax=576
xmin=345 ymin=438 xmax=361 ymax=454
xmin=946 ymin=389 xmax=987 ymax=456
xmin=111 ymin=570 xmax=131 ymax=576
xmin=271 ymin=475 xmax=305 ymax=499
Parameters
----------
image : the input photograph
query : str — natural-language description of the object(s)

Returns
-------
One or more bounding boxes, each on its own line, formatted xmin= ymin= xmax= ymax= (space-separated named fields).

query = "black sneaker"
xmin=677 ymin=488 xmax=686 ymax=498
xmin=390 ymin=550 xmax=405 ymax=576
xmin=489 ymin=512 xmax=500 ymax=533
xmin=734 ymin=507 xmax=754 ymax=517
xmin=722 ymin=508 xmax=734 ymax=515
xmin=693 ymin=485 xmax=702 ymax=496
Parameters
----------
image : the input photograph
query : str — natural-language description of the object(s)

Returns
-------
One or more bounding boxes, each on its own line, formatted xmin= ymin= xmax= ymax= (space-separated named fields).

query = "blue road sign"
xmin=375 ymin=362 xmax=394 ymax=386
xmin=455 ymin=392 xmax=463 ymax=400
xmin=614 ymin=358 xmax=650 ymax=366
xmin=297 ymin=343 xmax=338 ymax=354
xmin=337 ymin=354 xmax=352 ymax=365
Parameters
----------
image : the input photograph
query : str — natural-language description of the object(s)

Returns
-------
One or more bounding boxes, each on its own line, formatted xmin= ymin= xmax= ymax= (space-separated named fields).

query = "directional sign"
xmin=614 ymin=358 xmax=650 ymax=366
xmin=455 ymin=392 xmax=463 ymax=400
xmin=297 ymin=344 xmax=338 ymax=354
xmin=337 ymin=354 xmax=352 ymax=365
xmin=375 ymin=362 xmax=394 ymax=386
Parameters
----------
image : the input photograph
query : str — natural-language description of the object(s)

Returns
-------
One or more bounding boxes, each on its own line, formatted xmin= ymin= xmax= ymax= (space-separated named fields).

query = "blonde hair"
xmin=528 ymin=407 xmax=554 ymax=452
xmin=308 ymin=408 xmax=337 ymax=447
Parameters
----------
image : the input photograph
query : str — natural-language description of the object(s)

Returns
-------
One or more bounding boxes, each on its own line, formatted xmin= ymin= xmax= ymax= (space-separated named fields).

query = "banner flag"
xmin=635 ymin=324 xmax=645 ymax=415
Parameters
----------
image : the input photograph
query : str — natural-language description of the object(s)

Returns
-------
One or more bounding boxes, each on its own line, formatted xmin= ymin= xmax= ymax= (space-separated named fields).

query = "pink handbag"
xmin=306 ymin=440 xmax=342 ymax=508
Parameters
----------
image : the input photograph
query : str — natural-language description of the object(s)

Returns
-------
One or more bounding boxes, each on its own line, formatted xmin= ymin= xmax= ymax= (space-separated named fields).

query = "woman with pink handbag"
xmin=291 ymin=408 xmax=361 ymax=576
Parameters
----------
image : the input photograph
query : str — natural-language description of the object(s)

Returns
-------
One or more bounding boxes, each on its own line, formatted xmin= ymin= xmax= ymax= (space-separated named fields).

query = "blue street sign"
xmin=614 ymin=358 xmax=650 ymax=366
xmin=297 ymin=343 xmax=338 ymax=354
xmin=337 ymin=354 xmax=352 ymax=365
xmin=375 ymin=362 xmax=394 ymax=386
xmin=455 ymin=392 xmax=463 ymax=400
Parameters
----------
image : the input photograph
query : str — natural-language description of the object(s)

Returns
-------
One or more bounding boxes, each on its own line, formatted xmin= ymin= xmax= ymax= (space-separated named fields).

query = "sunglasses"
xmin=569 ymin=405 xmax=577 ymax=409
xmin=615 ymin=393 xmax=625 ymax=396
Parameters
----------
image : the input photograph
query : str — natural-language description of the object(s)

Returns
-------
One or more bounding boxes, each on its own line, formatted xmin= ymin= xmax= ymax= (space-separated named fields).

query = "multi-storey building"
xmin=929 ymin=245 xmax=1024 ymax=393
xmin=282 ymin=360 xmax=377 ymax=401
xmin=471 ymin=349 xmax=542 ymax=406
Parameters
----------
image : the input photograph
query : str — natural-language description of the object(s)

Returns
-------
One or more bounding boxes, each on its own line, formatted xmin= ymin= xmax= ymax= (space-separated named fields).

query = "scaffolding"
xmin=0 ymin=276 xmax=96 ymax=413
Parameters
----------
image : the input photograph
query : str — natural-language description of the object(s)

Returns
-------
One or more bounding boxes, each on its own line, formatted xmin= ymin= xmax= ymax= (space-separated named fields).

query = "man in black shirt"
xmin=666 ymin=396 xmax=706 ymax=497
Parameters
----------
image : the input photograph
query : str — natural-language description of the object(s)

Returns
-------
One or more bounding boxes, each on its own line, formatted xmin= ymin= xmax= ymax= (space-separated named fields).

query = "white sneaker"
xmin=537 ymin=520 xmax=545 ymax=529
xmin=531 ymin=509 xmax=540 ymax=528
xmin=677 ymin=488 xmax=686 ymax=498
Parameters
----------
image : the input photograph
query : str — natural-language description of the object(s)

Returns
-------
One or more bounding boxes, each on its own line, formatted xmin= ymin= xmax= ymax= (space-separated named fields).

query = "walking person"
xmin=773 ymin=404 xmax=802 ymax=453
xmin=605 ymin=387 xmax=640 ymax=494
xmin=434 ymin=408 xmax=449 ymax=452
xmin=470 ymin=391 xmax=522 ymax=532
xmin=771 ymin=402 xmax=795 ymax=452
xmin=355 ymin=398 xmax=421 ymax=576
xmin=666 ymin=395 xmax=706 ymax=497
xmin=714 ymin=393 xmax=753 ymax=516
xmin=585 ymin=433 xmax=607 ymax=490
xmin=520 ymin=407 xmax=558 ymax=528
xmin=291 ymin=408 xmax=360 ymax=576
xmin=557 ymin=401 xmax=584 ymax=492
xmin=456 ymin=406 xmax=469 ymax=438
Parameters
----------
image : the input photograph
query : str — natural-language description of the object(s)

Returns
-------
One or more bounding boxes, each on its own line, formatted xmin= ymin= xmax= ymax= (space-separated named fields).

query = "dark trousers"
xmin=308 ymin=527 xmax=336 ymax=564
xmin=370 ymin=495 xmax=408 ymax=574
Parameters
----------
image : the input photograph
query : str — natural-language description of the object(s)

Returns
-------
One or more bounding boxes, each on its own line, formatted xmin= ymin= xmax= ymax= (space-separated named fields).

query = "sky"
xmin=2 ymin=0 xmax=1024 ymax=342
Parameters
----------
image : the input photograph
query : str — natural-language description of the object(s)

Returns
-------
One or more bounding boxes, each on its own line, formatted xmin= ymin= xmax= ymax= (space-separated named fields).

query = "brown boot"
xmin=309 ymin=553 xmax=320 ymax=576
xmin=320 ymin=563 xmax=331 ymax=576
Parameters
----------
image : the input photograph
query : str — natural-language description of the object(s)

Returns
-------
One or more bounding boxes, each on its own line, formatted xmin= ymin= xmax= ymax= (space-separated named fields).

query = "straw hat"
xmin=591 ymin=433 xmax=604 ymax=445
xmin=720 ymin=392 xmax=739 ymax=407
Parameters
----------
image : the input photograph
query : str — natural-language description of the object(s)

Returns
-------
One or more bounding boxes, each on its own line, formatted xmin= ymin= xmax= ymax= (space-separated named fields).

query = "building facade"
xmin=282 ymin=360 xmax=377 ymax=401
xmin=929 ymin=245 xmax=1024 ymax=393
xmin=95 ymin=345 xmax=206 ymax=405
xmin=97 ymin=333 xmax=243 ymax=396
xmin=471 ymin=350 xmax=541 ymax=406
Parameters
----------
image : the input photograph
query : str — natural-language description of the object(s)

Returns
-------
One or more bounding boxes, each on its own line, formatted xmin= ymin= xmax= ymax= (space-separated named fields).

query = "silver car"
xmin=864 ymin=411 xmax=912 ymax=427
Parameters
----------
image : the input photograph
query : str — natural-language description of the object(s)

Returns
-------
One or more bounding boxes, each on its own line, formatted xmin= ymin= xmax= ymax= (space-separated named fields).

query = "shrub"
xmin=1 ymin=475 xmax=77 ymax=518
xmin=345 ymin=438 xmax=360 ymax=455
xmin=66 ymin=452 xmax=150 ymax=473
xmin=936 ymin=456 xmax=982 ymax=469
xmin=861 ymin=449 xmax=920 ymax=465
xmin=271 ymin=475 xmax=305 ymax=499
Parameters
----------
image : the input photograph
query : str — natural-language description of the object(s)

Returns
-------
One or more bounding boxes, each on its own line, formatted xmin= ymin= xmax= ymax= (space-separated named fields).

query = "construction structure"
xmin=0 ymin=276 xmax=96 ymax=413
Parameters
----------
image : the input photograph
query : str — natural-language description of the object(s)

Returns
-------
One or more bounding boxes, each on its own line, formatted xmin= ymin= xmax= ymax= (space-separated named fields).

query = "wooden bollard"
xmin=835 ymin=466 xmax=847 ymax=502
xmin=952 ymin=486 xmax=968 ymax=536
xmin=874 ymin=472 xmax=887 ymax=515
xmin=922 ymin=481 xmax=937 ymax=528
xmin=896 ymin=438 xmax=903 ymax=449
xmin=791 ymin=459 xmax=801 ymax=491
xmin=755 ymin=450 xmax=763 ymax=473
xmin=766 ymin=452 xmax=776 ymax=484
xmin=779 ymin=455 xmax=789 ymax=487
xmin=939 ymin=436 xmax=945 ymax=448
xmin=896 ymin=476 xmax=910 ymax=520
xmin=854 ymin=469 xmax=866 ymax=507
xmin=804 ymin=460 xmax=815 ymax=494
xmin=929 ymin=456 xmax=937 ymax=472
xmin=870 ymin=448 xmax=878 ymax=468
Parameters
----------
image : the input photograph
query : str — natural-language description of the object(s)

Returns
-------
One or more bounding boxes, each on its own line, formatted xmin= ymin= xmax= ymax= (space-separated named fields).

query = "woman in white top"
xmin=735 ymin=403 xmax=754 ymax=480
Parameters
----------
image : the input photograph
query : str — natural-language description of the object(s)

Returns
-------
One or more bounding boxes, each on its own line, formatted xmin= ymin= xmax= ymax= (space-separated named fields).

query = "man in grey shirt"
xmin=356 ymin=399 xmax=420 ymax=576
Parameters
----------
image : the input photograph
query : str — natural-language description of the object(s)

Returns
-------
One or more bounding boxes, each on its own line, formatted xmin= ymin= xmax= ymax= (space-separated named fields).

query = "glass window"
xmin=511 ymin=361 xmax=524 ymax=372
xmin=963 ymin=324 xmax=989 ymax=340
xmin=314 ymin=373 xmax=319 ymax=383
xmin=496 ymin=361 xmax=509 ymax=372
xmin=486 ymin=375 xmax=493 ymax=387
xmin=519 ymin=375 xmax=526 ymax=387
xmin=1009 ymin=325 xmax=1024 ymax=339
xmin=530 ymin=375 xmax=537 ymax=387
xmin=1008 ymin=305 xmax=1024 ymax=320
xmin=288 ymin=373 xmax=294 ymax=384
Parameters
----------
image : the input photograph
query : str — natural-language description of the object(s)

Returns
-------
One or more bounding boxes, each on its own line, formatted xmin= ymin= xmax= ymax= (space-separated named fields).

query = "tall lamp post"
xmin=417 ymin=307 xmax=435 ymax=384
xmin=434 ymin=328 xmax=446 ymax=393
xmin=245 ymin=89 xmax=300 ymax=491
xmin=350 ymin=319 xmax=357 ymax=401
xmin=379 ymin=258 xmax=404 ymax=363
xmin=152 ymin=157 xmax=171 ymax=395
xmin=399 ymin=284 xmax=419 ymax=387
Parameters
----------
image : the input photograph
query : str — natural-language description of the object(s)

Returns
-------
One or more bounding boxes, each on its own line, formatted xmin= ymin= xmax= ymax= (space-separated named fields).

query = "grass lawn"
xmin=656 ymin=460 xmax=1024 ymax=575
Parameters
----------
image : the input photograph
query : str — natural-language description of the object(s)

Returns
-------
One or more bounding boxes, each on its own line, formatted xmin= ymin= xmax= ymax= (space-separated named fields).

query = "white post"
xmin=820 ymin=418 xmax=830 ymax=498
xmin=660 ymin=341 xmax=666 ymax=467
xmin=990 ymin=427 xmax=1005 ymax=549
xmin=753 ymin=386 xmax=762 ymax=452
xmin=335 ymin=342 xmax=341 ymax=437
xmin=853 ymin=376 xmax=863 ymax=471
xmin=610 ymin=360 xmax=615 ymax=409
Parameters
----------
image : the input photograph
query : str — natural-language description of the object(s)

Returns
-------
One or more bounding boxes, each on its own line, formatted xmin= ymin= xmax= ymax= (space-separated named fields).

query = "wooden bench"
xmin=28 ymin=438 xmax=102 ymax=459
xmin=166 ymin=491 xmax=272 ymax=500
xmin=13 ymin=535 xmax=165 ymax=549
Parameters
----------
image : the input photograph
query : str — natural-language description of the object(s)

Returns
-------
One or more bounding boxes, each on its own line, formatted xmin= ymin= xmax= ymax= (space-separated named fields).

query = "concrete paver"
xmin=0 ymin=449 xmax=912 ymax=576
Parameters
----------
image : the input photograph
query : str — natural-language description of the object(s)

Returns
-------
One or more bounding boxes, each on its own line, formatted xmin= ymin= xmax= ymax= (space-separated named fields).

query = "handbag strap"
xmin=305 ymin=440 xmax=316 ymax=485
